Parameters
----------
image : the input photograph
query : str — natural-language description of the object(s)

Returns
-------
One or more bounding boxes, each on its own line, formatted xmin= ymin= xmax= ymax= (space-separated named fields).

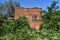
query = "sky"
xmin=0 ymin=0 xmax=60 ymax=10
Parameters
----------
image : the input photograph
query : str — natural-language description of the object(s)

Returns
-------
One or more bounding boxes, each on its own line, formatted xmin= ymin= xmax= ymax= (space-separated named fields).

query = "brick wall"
xmin=14 ymin=8 xmax=42 ymax=30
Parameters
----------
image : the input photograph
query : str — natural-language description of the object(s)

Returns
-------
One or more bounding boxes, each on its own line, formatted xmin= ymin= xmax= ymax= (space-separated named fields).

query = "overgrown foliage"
xmin=42 ymin=1 xmax=60 ymax=30
xmin=0 ymin=17 xmax=60 ymax=40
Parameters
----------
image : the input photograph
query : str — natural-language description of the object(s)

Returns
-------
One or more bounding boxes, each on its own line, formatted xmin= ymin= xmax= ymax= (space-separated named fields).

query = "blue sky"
xmin=0 ymin=0 xmax=60 ymax=10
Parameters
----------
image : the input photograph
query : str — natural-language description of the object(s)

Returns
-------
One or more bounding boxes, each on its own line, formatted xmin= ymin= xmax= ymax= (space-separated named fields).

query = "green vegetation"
xmin=0 ymin=0 xmax=60 ymax=40
xmin=42 ymin=1 xmax=60 ymax=30
xmin=0 ymin=0 xmax=20 ymax=17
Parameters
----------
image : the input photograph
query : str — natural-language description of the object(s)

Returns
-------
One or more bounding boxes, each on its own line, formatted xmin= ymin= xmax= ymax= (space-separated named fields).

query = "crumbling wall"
xmin=14 ymin=8 xmax=42 ymax=29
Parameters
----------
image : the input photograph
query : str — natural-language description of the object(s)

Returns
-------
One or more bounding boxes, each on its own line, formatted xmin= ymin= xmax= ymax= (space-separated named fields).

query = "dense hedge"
xmin=0 ymin=17 xmax=30 ymax=35
xmin=0 ymin=17 xmax=60 ymax=40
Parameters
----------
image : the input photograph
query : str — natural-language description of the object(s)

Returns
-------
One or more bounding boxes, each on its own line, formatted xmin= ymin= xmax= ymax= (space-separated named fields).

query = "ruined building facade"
xmin=14 ymin=8 xmax=42 ymax=29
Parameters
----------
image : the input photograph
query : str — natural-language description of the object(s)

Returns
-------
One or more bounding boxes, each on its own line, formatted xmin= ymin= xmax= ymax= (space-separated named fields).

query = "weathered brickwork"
xmin=14 ymin=8 xmax=42 ymax=29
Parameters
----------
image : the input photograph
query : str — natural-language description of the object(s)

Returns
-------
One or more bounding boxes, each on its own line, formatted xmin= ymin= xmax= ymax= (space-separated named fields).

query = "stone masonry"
xmin=14 ymin=8 xmax=42 ymax=29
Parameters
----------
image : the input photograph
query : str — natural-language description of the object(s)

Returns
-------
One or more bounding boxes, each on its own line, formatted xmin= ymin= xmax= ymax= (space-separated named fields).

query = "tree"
xmin=42 ymin=1 xmax=60 ymax=30
xmin=0 ymin=0 xmax=20 ymax=18
xmin=5 ymin=0 xmax=20 ymax=17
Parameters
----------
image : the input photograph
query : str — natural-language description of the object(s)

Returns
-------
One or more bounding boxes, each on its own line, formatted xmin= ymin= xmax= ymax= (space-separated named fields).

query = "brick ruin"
xmin=14 ymin=8 xmax=42 ymax=29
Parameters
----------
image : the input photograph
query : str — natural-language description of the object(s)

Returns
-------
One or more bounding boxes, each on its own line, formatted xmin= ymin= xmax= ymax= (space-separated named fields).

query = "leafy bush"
xmin=0 ymin=17 xmax=60 ymax=40
xmin=0 ymin=17 xmax=30 ymax=36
